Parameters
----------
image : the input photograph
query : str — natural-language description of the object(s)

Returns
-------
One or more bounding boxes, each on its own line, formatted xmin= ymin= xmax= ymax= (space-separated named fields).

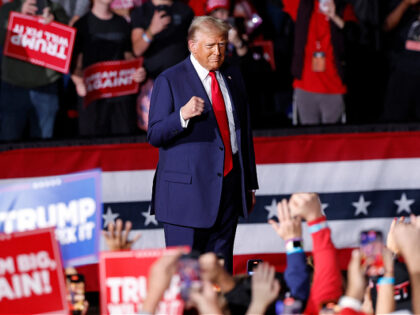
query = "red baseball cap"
xmin=206 ymin=0 xmax=230 ymax=13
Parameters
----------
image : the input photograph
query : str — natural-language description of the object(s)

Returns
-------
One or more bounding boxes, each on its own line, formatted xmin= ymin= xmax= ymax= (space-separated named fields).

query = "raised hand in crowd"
xmin=321 ymin=0 xmax=336 ymax=19
xmin=199 ymin=252 xmax=236 ymax=293
xmin=246 ymin=262 xmax=280 ymax=315
xmin=288 ymin=192 xmax=324 ymax=222
xmin=148 ymin=9 xmax=171 ymax=38
xmin=132 ymin=66 xmax=147 ymax=83
xmin=141 ymin=248 xmax=185 ymax=314
xmin=320 ymin=0 xmax=345 ymax=29
xmin=375 ymin=247 xmax=396 ymax=314
xmin=189 ymin=281 xmax=224 ymax=315
xmin=269 ymin=198 xmax=302 ymax=241
xmin=102 ymin=219 xmax=141 ymax=251
xmin=339 ymin=249 xmax=367 ymax=310
xmin=387 ymin=215 xmax=420 ymax=254
xmin=393 ymin=222 xmax=420 ymax=314
xmin=21 ymin=0 xmax=37 ymax=15
xmin=269 ymin=197 xmax=310 ymax=305
xmin=409 ymin=213 xmax=420 ymax=229
xmin=40 ymin=6 xmax=54 ymax=24
xmin=386 ymin=217 xmax=402 ymax=254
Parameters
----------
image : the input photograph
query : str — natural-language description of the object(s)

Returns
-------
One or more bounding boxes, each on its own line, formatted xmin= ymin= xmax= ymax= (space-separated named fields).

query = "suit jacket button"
xmin=217 ymin=173 xmax=222 ymax=177
xmin=219 ymin=146 xmax=223 ymax=151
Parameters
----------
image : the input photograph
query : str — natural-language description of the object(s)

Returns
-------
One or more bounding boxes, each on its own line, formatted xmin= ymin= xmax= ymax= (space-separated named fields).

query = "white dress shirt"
xmin=180 ymin=54 xmax=238 ymax=154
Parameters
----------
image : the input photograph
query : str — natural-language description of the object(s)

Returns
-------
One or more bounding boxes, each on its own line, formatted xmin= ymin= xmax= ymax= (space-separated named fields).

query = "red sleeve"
xmin=304 ymin=217 xmax=342 ymax=315
xmin=282 ymin=0 xmax=300 ymax=22
xmin=339 ymin=308 xmax=366 ymax=315
xmin=342 ymin=4 xmax=358 ymax=23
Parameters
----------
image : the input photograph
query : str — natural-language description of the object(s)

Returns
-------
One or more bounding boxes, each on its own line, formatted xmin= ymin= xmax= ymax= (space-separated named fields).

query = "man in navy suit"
xmin=147 ymin=16 xmax=258 ymax=272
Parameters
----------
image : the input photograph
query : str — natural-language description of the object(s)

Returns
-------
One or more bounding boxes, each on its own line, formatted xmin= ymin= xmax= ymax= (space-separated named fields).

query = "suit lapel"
xmin=183 ymin=57 xmax=242 ymax=145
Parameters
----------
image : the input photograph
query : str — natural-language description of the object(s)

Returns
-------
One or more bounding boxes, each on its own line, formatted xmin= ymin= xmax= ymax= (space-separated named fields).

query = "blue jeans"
xmin=0 ymin=81 xmax=59 ymax=141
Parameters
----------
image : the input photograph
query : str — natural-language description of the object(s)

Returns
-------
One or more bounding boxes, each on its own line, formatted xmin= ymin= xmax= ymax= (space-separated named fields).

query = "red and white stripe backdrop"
xmin=1 ymin=131 xmax=420 ymax=290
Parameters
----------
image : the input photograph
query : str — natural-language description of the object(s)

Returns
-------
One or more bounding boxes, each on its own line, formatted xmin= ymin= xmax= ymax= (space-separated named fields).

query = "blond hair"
xmin=187 ymin=16 xmax=230 ymax=41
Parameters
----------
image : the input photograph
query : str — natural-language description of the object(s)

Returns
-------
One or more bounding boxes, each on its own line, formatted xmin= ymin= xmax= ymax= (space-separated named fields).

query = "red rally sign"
xmin=3 ymin=12 xmax=76 ymax=74
xmin=83 ymin=58 xmax=143 ymax=106
xmin=0 ymin=228 xmax=68 ymax=314
xmin=99 ymin=248 xmax=184 ymax=315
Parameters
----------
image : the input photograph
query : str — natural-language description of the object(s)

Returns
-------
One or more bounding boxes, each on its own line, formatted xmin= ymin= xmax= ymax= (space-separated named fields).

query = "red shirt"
xmin=283 ymin=0 xmax=357 ymax=94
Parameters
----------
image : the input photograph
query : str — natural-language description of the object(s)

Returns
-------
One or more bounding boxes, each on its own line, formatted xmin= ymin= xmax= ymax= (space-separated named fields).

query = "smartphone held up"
xmin=360 ymin=230 xmax=385 ymax=277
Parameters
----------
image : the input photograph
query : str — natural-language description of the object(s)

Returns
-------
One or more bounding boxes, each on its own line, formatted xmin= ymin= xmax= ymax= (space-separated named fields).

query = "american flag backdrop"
xmin=1 ymin=131 xmax=420 ymax=288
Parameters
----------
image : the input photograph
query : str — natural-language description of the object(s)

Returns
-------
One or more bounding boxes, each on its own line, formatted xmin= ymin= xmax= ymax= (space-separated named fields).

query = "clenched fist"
xmin=181 ymin=96 xmax=205 ymax=120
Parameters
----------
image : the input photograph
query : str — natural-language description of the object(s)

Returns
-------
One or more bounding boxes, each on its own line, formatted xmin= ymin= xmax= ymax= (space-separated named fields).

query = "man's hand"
xmin=199 ymin=252 xmax=223 ymax=284
xmin=322 ymin=0 xmax=336 ymax=19
xmin=382 ymin=247 xmax=394 ymax=277
xmin=393 ymin=222 xmax=420 ymax=274
xmin=269 ymin=198 xmax=302 ymax=241
xmin=199 ymin=252 xmax=236 ymax=293
xmin=181 ymin=96 xmax=205 ymax=120
xmin=132 ymin=67 xmax=147 ymax=83
xmin=386 ymin=217 xmax=404 ymax=254
xmin=39 ymin=7 xmax=54 ymax=24
xmin=148 ymin=10 xmax=171 ymax=37
xmin=142 ymin=248 xmax=185 ymax=314
xmin=189 ymin=281 xmax=223 ymax=315
xmin=21 ymin=0 xmax=37 ymax=15
xmin=410 ymin=214 xmax=420 ymax=229
xmin=102 ymin=219 xmax=141 ymax=251
xmin=75 ymin=81 xmax=87 ymax=97
xmin=345 ymin=249 xmax=367 ymax=301
xmin=246 ymin=263 xmax=280 ymax=315
xmin=289 ymin=193 xmax=323 ymax=222
xmin=387 ymin=215 xmax=420 ymax=254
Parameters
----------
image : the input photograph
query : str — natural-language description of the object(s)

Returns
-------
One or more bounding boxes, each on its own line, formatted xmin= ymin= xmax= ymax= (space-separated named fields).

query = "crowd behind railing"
xmin=0 ymin=0 xmax=418 ymax=142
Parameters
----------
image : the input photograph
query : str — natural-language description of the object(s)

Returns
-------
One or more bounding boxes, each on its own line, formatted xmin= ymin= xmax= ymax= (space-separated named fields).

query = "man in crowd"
xmin=130 ymin=0 xmax=194 ymax=79
xmin=283 ymin=0 xmax=357 ymax=125
xmin=71 ymin=0 xmax=146 ymax=136
xmin=147 ymin=16 xmax=258 ymax=273
xmin=0 ymin=0 xmax=68 ymax=141
xmin=382 ymin=0 xmax=420 ymax=122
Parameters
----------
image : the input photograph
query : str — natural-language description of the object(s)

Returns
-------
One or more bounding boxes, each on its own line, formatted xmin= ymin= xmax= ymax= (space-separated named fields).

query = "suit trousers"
xmin=163 ymin=154 xmax=242 ymax=273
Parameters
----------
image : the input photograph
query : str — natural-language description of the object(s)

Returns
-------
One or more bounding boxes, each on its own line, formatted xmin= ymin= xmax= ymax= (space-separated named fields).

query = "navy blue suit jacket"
xmin=148 ymin=56 xmax=258 ymax=228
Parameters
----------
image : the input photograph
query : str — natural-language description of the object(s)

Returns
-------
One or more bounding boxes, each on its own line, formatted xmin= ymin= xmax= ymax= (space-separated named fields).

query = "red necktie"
xmin=209 ymin=71 xmax=233 ymax=177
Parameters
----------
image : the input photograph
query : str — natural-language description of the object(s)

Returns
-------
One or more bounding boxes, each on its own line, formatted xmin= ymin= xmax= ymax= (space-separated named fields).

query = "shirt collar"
xmin=190 ymin=54 xmax=218 ymax=82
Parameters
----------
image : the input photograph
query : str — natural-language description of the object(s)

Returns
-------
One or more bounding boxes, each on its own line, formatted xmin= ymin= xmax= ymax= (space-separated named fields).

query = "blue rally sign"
xmin=0 ymin=169 xmax=102 ymax=267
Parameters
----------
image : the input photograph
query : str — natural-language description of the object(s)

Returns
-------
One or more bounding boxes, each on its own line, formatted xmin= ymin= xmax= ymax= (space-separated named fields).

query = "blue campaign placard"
xmin=0 ymin=169 xmax=102 ymax=267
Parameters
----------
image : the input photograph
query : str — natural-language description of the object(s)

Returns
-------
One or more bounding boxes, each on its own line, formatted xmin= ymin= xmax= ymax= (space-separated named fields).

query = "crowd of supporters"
xmin=0 ymin=0 xmax=419 ymax=141
xmin=93 ymin=192 xmax=420 ymax=315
